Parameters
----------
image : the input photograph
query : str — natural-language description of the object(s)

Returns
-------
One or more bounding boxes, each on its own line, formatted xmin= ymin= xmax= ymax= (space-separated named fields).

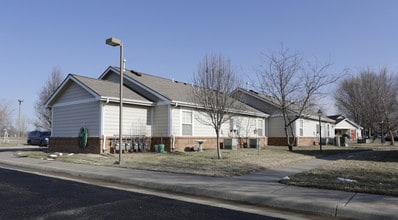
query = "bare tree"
xmin=35 ymin=67 xmax=64 ymax=130
xmin=257 ymin=47 xmax=338 ymax=151
xmin=0 ymin=100 xmax=13 ymax=131
xmin=18 ymin=115 xmax=29 ymax=136
xmin=335 ymin=68 xmax=398 ymax=145
xmin=191 ymin=54 xmax=243 ymax=159
xmin=334 ymin=75 xmax=363 ymax=124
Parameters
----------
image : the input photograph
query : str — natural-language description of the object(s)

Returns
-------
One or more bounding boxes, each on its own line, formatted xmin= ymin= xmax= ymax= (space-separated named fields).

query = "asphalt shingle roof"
xmin=73 ymin=74 xmax=151 ymax=103
xmin=123 ymin=69 xmax=195 ymax=103
xmin=110 ymin=67 xmax=267 ymax=116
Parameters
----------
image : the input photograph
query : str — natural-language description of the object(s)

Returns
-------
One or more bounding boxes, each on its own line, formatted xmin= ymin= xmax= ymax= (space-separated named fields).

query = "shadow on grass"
xmin=292 ymin=147 xmax=371 ymax=159
xmin=344 ymin=150 xmax=398 ymax=163
xmin=0 ymin=146 xmax=47 ymax=153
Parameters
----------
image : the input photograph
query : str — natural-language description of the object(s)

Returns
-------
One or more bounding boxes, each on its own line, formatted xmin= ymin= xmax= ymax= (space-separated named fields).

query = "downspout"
xmin=101 ymin=98 xmax=110 ymax=153
xmin=168 ymin=104 xmax=172 ymax=151
xmin=48 ymin=107 xmax=53 ymax=133
xmin=171 ymin=102 xmax=180 ymax=151
xmin=168 ymin=104 xmax=172 ymax=136
xmin=150 ymin=107 xmax=154 ymax=136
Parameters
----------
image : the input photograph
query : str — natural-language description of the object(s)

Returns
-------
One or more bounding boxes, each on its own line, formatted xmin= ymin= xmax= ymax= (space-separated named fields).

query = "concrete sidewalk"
xmin=0 ymin=149 xmax=396 ymax=219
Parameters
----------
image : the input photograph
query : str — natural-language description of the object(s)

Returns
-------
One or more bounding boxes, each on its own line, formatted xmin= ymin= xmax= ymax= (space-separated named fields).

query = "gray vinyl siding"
xmin=152 ymin=104 xmax=169 ymax=136
xmin=174 ymin=108 xmax=264 ymax=138
xmin=268 ymin=117 xmax=287 ymax=137
xmin=102 ymin=73 xmax=120 ymax=84
xmin=171 ymin=107 xmax=216 ymax=137
xmin=240 ymin=92 xmax=280 ymax=114
xmin=57 ymin=82 xmax=94 ymax=104
xmin=173 ymin=108 xmax=224 ymax=137
xmin=52 ymin=101 xmax=100 ymax=137
xmin=269 ymin=117 xmax=335 ymax=138
xmin=103 ymin=103 xmax=152 ymax=137
xmin=233 ymin=116 xmax=258 ymax=137
xmin=219 ymin=116 xmax=263 ymax=138
xmin=298 ymin=119 xmax=318 ymax=137
xmin=102 ymin=104 xmax=119 ymax=136
xmin=171 ymin=107 xmax=181 ymax=136
xmin=220 ymin=120 xmax=231 ymax=137
xmin=193 ymin=111 xmax=217 ymax=137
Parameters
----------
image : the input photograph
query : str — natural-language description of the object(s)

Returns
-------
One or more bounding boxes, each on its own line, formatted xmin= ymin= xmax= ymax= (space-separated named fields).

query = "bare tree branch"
xmin=257 ymin=47 xmax=338 ymax=151
xmin=35 ymin=66 xmax=64 ymax=130
xmin=191 ymin=54 xmax=242 ymax=159
xmin=336 ymin=67 xmax=398 ymax=145
xmin=0 ymin=100 xmax=13 ymax=132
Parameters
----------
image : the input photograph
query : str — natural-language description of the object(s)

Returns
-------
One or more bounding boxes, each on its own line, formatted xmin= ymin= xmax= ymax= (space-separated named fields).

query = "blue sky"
xmin=1 ymin=0 xmax=398 ymax=129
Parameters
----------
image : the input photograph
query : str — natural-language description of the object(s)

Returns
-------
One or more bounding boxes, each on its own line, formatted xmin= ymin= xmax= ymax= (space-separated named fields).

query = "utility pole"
xmin=18 ymin=99 xmax=24 ymax=138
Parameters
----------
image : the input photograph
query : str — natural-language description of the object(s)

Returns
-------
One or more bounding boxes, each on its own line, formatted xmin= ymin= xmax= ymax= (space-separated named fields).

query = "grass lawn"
xmin=0 ymin=137 xmax=26 ymax=147
xmin=280 ymin=145 xmax=398 ymax=196
xmin=14 ymin=142 xmax=397 ymax=196
xmin=16 ymin=146 xmax=316 ymax=176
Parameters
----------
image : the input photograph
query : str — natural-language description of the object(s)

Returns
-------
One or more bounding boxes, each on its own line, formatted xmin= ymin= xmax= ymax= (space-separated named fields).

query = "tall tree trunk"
xmin=216 ymin=129 xmax=222 ymax=159
xmin=285 ymin=127 xmax=293 ymax=152
xmin=388 ymin=129 xmax=395 ymax=146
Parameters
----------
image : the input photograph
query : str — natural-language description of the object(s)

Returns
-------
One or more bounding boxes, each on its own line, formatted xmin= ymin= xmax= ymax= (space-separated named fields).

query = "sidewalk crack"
xmin=335 ymin=204 xmax=338 ymax=217
xmin=344 ymin=192 xmax=357 ymax=206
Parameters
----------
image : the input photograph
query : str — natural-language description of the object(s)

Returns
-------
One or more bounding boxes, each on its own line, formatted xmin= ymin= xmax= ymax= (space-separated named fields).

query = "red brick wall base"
xmin=49 ymin=136 xmax=268 ymax=154
xmin=268 ymin=137 xmax=318 ymax=147
xmin=49 ymin=137 xmax=104 ymax=154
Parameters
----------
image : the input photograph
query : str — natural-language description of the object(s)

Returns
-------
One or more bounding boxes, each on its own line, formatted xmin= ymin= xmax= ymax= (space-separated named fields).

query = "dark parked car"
xmin=27 ymin=131 xmax=51 ymax=146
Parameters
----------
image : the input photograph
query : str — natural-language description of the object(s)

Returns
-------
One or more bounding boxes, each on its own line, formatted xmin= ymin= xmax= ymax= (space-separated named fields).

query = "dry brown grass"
xmin=0 ymin=137 xmax=26 ymax=147
xmin=16 ymin=147 xmax=303 ymax=176
xmin=16 ymin=145 xmax=362 ymax=177
xmin=280 ymin=144 xmax=398 ymax=196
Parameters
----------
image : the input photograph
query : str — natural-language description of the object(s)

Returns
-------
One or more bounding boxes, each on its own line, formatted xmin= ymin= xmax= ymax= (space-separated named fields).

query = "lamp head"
xmin=106 ymin=37 xmax=122 ymax=47
xmin=317 ymin=109 xmax=322 ymax=116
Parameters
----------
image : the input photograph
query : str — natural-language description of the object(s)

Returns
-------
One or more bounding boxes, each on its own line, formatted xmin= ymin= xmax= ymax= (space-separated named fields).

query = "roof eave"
xmin=100 ymin=97 xmax=154 ymax=106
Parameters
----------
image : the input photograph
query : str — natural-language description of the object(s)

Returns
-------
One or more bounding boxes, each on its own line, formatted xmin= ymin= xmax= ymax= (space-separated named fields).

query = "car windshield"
xmin=41 ymin=132 xmax=51 ymax=136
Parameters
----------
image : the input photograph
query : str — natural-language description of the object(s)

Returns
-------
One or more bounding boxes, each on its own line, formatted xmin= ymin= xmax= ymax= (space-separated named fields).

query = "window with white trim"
xmin=327 ymin=124 xmax=330 ymax=137
xmin=299 ymin=119 xmax=304 ymax=136
xmin=230 ymin=118 xmax=240 ymax=136
xmin=256 ymin=119 xmax=264 ymax=136
xmin=182 ymin=110 xmax=193 ymax=136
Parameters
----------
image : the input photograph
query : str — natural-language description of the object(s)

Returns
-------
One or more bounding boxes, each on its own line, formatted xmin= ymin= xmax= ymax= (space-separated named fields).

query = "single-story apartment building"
xmin=233 ymin=88 xmax=336 ymax=146
xmin=328 ymin=115 xmax=363 ymax=140
xmin=45 ymin=66 xmax=269 ymax=153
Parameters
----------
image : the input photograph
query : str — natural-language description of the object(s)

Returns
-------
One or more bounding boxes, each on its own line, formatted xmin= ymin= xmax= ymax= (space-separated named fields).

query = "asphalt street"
xmin=0 ymin=167 xmax=280 ymax=220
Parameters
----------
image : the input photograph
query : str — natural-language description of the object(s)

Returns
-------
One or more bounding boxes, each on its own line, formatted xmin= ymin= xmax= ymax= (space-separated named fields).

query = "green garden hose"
xmin=78 ymin=127 xmax=88 ymax=149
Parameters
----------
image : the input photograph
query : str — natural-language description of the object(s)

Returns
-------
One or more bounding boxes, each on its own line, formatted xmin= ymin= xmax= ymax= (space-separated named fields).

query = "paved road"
xmin=0 ymin=168 xmax=282 ymax=220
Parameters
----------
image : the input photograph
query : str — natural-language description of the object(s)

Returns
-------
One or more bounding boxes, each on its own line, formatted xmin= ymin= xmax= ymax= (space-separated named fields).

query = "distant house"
xmin=233 ymin=88 xmax=336 ymax=146
xmin=328 ymin=115 xmax=363 ymax=140
xmin=45 ymin=66 xmax=268 ymax=153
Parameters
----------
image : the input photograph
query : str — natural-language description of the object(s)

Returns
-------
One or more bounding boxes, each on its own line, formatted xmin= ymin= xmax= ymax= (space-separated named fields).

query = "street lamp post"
xmin=106 ymin=37 xmax=124 ymax=165
xmin=318 ymin=109 xmax=323 ymax=153
xmin=18 ymin=99 xmax=23 ymax=138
